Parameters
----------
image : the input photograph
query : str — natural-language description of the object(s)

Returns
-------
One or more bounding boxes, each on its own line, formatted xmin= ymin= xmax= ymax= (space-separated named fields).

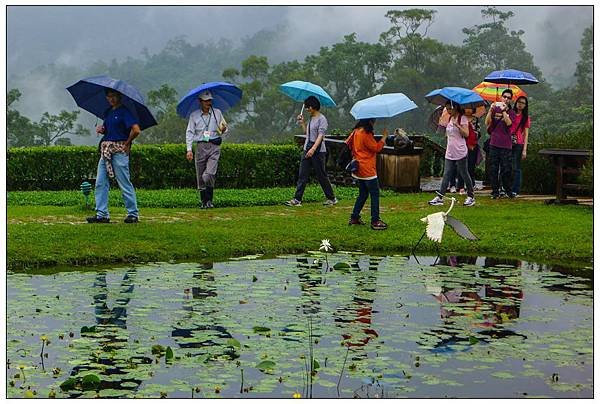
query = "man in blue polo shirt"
xmin=87 ymin=88 xmax=141 ymax=223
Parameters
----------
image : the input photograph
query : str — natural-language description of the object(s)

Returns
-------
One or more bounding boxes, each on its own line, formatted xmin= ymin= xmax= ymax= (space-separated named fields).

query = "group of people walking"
xmin=85 ymin=85 xmax=530 ymax=232
xmin=429 ymin=88 xmax=530 ymax=207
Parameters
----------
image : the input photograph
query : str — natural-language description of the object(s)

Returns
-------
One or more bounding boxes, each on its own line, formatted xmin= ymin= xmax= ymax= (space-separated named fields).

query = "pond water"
xmin=7 ymin=253 xmax=593 ymax=398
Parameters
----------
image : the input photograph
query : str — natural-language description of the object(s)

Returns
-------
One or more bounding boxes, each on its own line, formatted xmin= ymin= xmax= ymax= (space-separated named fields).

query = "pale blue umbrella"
xmin=279 ymin=80 xmax=336 ymax=114
xmin=350 ymin=93 xmax=418 ymax=119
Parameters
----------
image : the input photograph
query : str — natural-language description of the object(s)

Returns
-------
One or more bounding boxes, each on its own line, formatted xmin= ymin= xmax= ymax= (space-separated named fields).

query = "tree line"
xmin=7 ymin=7 xmax=592 ymax=148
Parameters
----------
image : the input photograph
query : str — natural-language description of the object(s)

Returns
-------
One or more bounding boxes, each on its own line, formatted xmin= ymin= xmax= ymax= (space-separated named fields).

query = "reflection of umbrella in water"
xmin=176 ymin=81 xmax=242 ymax=119
xmin=484 ymin=69 xmax=539 ymax=85
xmin=350 ymin=93 xmax=418 ymax=119
xmin=279 ymin=80 xmax=336 ymax=115
xmin=66 ymin=75 xmax=157 ymax=130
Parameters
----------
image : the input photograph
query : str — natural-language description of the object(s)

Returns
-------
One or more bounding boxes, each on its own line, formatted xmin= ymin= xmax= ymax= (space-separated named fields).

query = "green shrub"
xmin=7 ymin=144 xmax=300 ymax=191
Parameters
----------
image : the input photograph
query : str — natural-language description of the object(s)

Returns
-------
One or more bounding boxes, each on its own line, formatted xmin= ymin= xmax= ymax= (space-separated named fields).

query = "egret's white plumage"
xmin=420 ymin=198 xmax=456 ymax=243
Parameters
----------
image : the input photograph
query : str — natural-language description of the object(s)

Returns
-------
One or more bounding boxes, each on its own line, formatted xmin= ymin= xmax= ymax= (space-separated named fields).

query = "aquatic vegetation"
xmin=6 ymin=254 xmax=592 ymax=398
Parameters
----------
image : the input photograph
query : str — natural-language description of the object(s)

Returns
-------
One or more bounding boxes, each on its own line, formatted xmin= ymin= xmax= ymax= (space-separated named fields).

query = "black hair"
xmin=445 ymin=102 xmax=464 ymax=126
xmin=512 ymin=96 xmax=529 ymax=132
xmin=353 ymin=119 xmax=374 ymax=133
xmin=105 ymin=88 xmax=122 ymax=98
xmin=501 ymin=88 xmax=513 ymax=98
xmin=304 ymin=96 xmax=321 ymax=111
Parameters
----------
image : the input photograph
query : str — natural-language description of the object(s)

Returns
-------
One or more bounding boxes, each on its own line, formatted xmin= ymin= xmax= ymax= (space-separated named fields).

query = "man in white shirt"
xmin=185 ymin=90 xmax=228 ymax=208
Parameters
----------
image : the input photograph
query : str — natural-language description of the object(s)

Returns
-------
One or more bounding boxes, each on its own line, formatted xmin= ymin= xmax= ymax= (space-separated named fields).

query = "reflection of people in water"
xmin=296 ymin=257 xmax=326 ymax=315
xmin=437 ymin=255 xmax=477 ymax=267
xmin=66 ymin=269 xmax=153 ymax=397
xmin=423 ymin=258 xmax=526 ymax=351
xmin=482 ymin=257 xmax=524 ymax=326
xmin=334 ymin=257 xmax=380 ymax=357
xmin=171 ymin=263 xmax=237 ymax=360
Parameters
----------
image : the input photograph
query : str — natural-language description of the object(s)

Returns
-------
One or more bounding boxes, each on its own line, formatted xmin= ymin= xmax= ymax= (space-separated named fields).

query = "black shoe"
xmin=124 ymin=215 xmax=139 ymax=223
xmin=86 ymin=216 xmax=110 ymax=223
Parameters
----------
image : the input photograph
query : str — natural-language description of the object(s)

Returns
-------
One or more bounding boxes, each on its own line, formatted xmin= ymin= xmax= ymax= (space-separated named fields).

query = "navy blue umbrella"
xmin=177 ymin=82 xmax=242 ymax=119
xmin=425 ymin=87 xmax=486 ymax=110
xmin=67 ymin=76 xmax=157 ymax=130
xmin=484 ymin=69 xmax=539 ymax=85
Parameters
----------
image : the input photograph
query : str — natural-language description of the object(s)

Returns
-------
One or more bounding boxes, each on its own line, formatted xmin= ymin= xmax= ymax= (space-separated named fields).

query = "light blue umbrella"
xmin=279 ymin=80 xmax=336 ymax=109
xmin=484 ymin=69 xmax=539 ymax=85
xmin=177 ymin=82 xmax=242 ymax=119
xmin=425 ymin=87 xmax=485 ymax=110
xmin=350 ymin=93 xmax=418 ymax=119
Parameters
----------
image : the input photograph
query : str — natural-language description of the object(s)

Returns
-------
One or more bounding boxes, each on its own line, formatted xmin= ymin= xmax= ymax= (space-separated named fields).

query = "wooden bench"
xmin=538 ymin=148 xmax=592 ymax=204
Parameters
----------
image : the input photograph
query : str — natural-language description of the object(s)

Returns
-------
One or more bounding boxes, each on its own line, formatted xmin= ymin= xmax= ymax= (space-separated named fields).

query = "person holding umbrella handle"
xmin=185 ymin=90 xmax=228 ymax=209
xmin=285 ymin=96 xmax=337 ymax=207
xmin=485 ymin=89 xmax=515 ymax=199
xmin=87 ymin=88 xmax=141 ymax=224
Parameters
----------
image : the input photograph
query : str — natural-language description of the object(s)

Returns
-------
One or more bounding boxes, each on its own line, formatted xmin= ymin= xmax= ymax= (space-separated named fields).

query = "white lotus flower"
xmin=319 ymin=239 xmax=332 ymax=252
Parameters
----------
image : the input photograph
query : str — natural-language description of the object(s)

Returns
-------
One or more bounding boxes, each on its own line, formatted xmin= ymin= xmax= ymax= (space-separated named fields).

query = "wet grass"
xmin=7 ymin=186 xmax=592 ymax=271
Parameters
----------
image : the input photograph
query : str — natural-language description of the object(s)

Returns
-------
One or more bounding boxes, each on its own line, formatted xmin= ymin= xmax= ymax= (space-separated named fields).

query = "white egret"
xmin=412 ymin=198 xmax=478 ymax=255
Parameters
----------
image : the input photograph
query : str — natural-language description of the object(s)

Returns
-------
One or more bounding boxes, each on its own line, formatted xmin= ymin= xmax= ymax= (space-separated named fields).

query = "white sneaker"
xmin=323 ymin=198 xmax=338 ymax=206
xmin=449 ymin=186 xmax=457 ymax=193
xmin=284 ymin=198 xmax=302 ymax=207
xmin=463 ymin=196 xmax=476 ymax=207
xmin=458 ymin=188 xmax=466 ymax=195
xmin=428 ymin=195 xmax=444 ymax=206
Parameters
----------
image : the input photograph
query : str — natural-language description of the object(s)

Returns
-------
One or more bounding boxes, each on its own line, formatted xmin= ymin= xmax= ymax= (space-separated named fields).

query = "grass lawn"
xmin=7 ymin=186 xmax=593 ymax=271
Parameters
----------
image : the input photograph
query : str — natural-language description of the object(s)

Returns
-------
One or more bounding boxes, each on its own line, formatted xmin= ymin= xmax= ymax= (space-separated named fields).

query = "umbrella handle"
xmin=300 ymin=104 xmax=304 ymax=116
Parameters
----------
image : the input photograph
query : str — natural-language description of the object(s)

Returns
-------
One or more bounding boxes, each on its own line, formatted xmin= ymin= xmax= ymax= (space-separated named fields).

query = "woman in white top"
xmin=428 ymin=102 xmax=475 ymax=207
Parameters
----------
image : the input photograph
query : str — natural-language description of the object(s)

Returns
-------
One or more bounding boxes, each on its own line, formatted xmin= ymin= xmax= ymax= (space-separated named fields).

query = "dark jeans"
xmin=456 ymin=146 xmax=479 ymax=190
xmin=294 ymin=152 xmax=335 ymax=201
xmin=351 ymin=178 xmax=380 ymax=222
xmin=512 ymin=143 xmax=524 ymax=194
xmin=488 ymin=145 xmax=513 ymax=196
xmin=438 ymin=157 xmax=474 ymax=198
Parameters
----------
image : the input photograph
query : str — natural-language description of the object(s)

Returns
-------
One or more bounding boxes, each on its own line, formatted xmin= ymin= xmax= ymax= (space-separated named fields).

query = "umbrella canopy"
xmin=176 ymin=81 xmax=242 ymax=119
xmin=350 ymin=93 xmax=418 ymax=119
xmin=484 ymin=69 xmax=539 ymax=85
xmin=279 ymin=80 xmax=336 ymax=107
xmin=472 ymin=81 xmax=527 ymax=102
xmin=425 ymin=87 xmax=486 ymax=110
xmin=66 ymin=75 xmax=157 ymax=130
xmin=429 ymin=104 xmax=487 ymax=132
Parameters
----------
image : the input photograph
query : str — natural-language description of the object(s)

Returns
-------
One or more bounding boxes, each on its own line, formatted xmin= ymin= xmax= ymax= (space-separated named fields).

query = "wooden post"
xmin=556 ymin=156 xmax=565 ymax=202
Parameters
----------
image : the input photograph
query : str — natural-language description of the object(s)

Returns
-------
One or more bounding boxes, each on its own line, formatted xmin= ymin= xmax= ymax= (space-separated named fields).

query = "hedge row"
xmin=7 ymin=144 xmax=300 ymax=191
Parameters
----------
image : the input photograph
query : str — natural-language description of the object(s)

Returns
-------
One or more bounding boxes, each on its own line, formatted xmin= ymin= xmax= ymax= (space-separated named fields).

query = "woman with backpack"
xmin=347 ymin=119 xmax=389 ymax=230
xmin=428 ymin=101 xmax=476 ymax=207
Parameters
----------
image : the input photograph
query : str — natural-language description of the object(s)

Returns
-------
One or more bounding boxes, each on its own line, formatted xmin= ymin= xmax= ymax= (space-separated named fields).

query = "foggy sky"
xmin=6 ymin=5 xmax=593 ymax=144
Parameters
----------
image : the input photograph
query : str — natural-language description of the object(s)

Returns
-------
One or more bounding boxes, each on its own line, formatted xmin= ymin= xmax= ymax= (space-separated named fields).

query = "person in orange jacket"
xmin=346 ymin=119 xmax=389 ymax=230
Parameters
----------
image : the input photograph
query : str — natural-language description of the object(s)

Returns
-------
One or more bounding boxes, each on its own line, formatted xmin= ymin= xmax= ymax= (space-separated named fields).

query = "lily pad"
xmin=256 ymin=360 xmax=276 ymax=372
